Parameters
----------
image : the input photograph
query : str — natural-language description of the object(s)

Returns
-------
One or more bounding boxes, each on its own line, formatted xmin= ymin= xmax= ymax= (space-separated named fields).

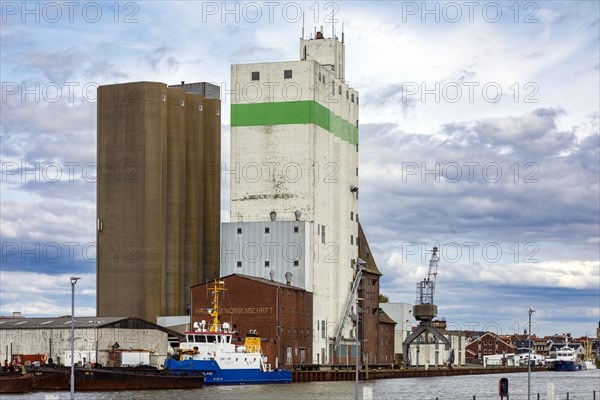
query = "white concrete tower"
xmin=229 ymin=32 xmax=359 ymax=364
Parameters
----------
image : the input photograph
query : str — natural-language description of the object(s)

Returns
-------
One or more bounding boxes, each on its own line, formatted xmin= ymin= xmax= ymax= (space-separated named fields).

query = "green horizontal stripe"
xmin=231 ymin=101 xmax=358 ymax=145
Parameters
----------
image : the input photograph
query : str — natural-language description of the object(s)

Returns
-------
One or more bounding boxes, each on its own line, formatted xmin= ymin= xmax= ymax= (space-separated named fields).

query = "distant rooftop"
xmin=0 ymin=316 xmax=183 ymax=337
xmin=168 ymin=82 xmax=220 ymax=100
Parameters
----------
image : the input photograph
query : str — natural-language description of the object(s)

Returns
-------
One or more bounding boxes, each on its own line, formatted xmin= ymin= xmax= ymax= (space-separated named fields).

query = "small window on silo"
xmin=265 ymin=227 xmax=270 ymax=234
xmin=293 ymin=226 xmax=299 ymax=233
xmin=237 ymin=228 xmax=242 ymax=234
xmin=284 ymin=69 xmax=293 ymax=79
xmin=251 ymin=71 xmax=260 ymax=81
xmin=294 ymin=260 xmax=299 ymax=267
xmin=236 ymin=261 xmax=242 ymax=268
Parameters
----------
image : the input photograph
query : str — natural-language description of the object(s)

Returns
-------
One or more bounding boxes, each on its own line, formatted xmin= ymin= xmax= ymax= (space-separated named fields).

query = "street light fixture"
xmin=70 ymin=277 xmax=80 ymax=400
xmin=528 ymin=307 xmax=535 ymax=400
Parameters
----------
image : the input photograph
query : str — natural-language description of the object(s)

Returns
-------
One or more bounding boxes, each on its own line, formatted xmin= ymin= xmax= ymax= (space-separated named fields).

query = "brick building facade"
xmin=190 ymin=274 xmax=312 ymax=368
xmin=466 ymin=332 xmax=516 ymax=361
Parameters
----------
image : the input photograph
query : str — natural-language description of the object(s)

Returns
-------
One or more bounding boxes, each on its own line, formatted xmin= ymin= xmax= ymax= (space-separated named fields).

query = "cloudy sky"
xmin=1 ymin=1 xmax=598 ymax=337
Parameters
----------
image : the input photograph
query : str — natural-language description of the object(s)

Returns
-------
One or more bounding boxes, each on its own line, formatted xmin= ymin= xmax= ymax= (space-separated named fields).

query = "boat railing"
xmin=192 ymin=321 xmax=232 ymax=333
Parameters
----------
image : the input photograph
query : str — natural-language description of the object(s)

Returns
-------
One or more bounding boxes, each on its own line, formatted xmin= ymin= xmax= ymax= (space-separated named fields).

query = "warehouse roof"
xmin=191 ymin=273 xmax=308 ymax=292
xmin=358 ymin=223 xmax=382 ymax=276
xmin=378 ymin=309 xmax=397 ymax=325
xmin=0 ymin=316 xmax=183 ymax=338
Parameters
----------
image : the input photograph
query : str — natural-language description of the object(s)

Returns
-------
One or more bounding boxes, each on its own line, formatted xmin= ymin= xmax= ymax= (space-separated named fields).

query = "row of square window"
xmin=280 ymin=307 xmax=308 ymax=316
xmin=236 ymin=260 xmax=300 ymax=268
xmin=481 ymin=349 xmax=498 ymax=355
xmin=235 ymin=224 xmax=357 ymax=244
xmin=318 ymin=72 xmax=358 ymax=102
xmin=282 ymin=327 xmax=310 ymax=336
xmin=160 ymin=95 xmax=220 ymax=113
xmin=251 ymin=71 xmax=289 ymax=80
xmin=250 ymin=70 xmax=358 ymax=103
xmin=236 ymin=226 xmax=300 ymax=235
xmin=480 ymin=340 xmax=499 ymax=345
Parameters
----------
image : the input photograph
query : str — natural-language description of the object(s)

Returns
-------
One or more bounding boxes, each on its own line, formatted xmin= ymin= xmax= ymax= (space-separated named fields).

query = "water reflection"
xmin=4 ymin=370 xmax=599 ymax=400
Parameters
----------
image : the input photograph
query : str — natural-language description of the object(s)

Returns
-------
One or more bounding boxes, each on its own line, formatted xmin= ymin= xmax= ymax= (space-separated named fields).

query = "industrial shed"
xmin=0 ymin=315 xmax=182 ymax=368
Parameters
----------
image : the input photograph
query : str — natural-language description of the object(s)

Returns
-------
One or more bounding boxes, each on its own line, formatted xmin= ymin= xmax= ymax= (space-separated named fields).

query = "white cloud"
xmin=0 ymin=271 xmax=95 ymax=316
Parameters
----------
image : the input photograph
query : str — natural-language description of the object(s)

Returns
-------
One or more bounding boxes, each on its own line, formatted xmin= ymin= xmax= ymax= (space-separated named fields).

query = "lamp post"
xmin=354 ymin=259 xmax=366 ymax=400
xmin=528 ymin=307 xmax=535 ymax=400
xmin=70 ymin=277 xmax=80 ymax=400
xmin=94 ymin=321 xmax=98 ymax=365
xmin=88 ymin=320 xmax=99 ymax=365
xmin=355 ymin=293 xmax=362 ymax=400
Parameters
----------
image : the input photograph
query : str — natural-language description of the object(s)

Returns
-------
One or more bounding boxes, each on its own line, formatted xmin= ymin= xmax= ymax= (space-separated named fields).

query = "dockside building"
xmin=223 ymin=33 xmax=394 ymax=365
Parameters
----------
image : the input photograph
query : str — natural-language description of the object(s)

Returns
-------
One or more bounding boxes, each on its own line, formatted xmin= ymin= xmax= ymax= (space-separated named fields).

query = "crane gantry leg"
xmin=402 ymin=321 xmax=450 ymax=368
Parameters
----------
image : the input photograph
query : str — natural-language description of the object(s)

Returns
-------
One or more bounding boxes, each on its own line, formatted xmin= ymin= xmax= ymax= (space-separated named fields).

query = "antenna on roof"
xmin=301 ymin=12 xmax=305 ymax=39
xmin=342 ymin=23 xmax=345 ymax=43
xmin=332 ymin=7 xmax=336 ymax=39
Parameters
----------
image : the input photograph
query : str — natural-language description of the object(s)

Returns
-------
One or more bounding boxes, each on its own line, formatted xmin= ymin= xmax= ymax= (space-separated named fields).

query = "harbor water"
xmin=3 ymin=370 xmax=598 ymax=400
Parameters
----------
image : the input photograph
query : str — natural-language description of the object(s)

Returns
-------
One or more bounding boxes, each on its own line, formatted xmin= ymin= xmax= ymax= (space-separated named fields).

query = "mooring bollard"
xmin=537 ymin=394 xmax=540 ymax=400
xmin=594 ymin=390 xmax=596 ymax=400
xmin=566 ymin=392 xmax=569 ymax=400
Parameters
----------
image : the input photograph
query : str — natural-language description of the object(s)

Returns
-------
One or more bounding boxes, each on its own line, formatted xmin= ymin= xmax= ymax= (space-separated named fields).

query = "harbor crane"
xmin=333 ymin=258 xmax=366 ymax=349
xmin=402 ymin=246 xmax=450 ymax=368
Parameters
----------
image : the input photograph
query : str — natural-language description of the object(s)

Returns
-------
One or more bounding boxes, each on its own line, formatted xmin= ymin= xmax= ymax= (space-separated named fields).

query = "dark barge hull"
xmin=73 ymin=368 xmax=204 ymax=390
xmin=0 ymin=373 xmax=34 ymax=393
xmin=1 ymin=367 xmax=204 ymax=392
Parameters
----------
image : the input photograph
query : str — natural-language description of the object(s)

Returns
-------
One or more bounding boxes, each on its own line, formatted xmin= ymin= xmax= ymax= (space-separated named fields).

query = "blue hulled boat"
xmin=164 ymin=280 xmax=292 ymax=384
xmin=548 ymin=339 xmax=584 ymax=371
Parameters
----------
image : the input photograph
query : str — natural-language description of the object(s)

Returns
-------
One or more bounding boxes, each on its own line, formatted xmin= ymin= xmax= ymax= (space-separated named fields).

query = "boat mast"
xmin=208 ymin=280 xmax=227 ymax=332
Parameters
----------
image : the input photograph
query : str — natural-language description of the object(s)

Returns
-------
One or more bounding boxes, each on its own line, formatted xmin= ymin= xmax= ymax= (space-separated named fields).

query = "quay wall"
xmin=292 ymin=367 xmax=547 ymax=382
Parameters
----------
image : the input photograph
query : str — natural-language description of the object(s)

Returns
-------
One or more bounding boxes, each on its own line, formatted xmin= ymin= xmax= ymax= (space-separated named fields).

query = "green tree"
xmin=378 ymin=293 xmax=389 ymax=303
